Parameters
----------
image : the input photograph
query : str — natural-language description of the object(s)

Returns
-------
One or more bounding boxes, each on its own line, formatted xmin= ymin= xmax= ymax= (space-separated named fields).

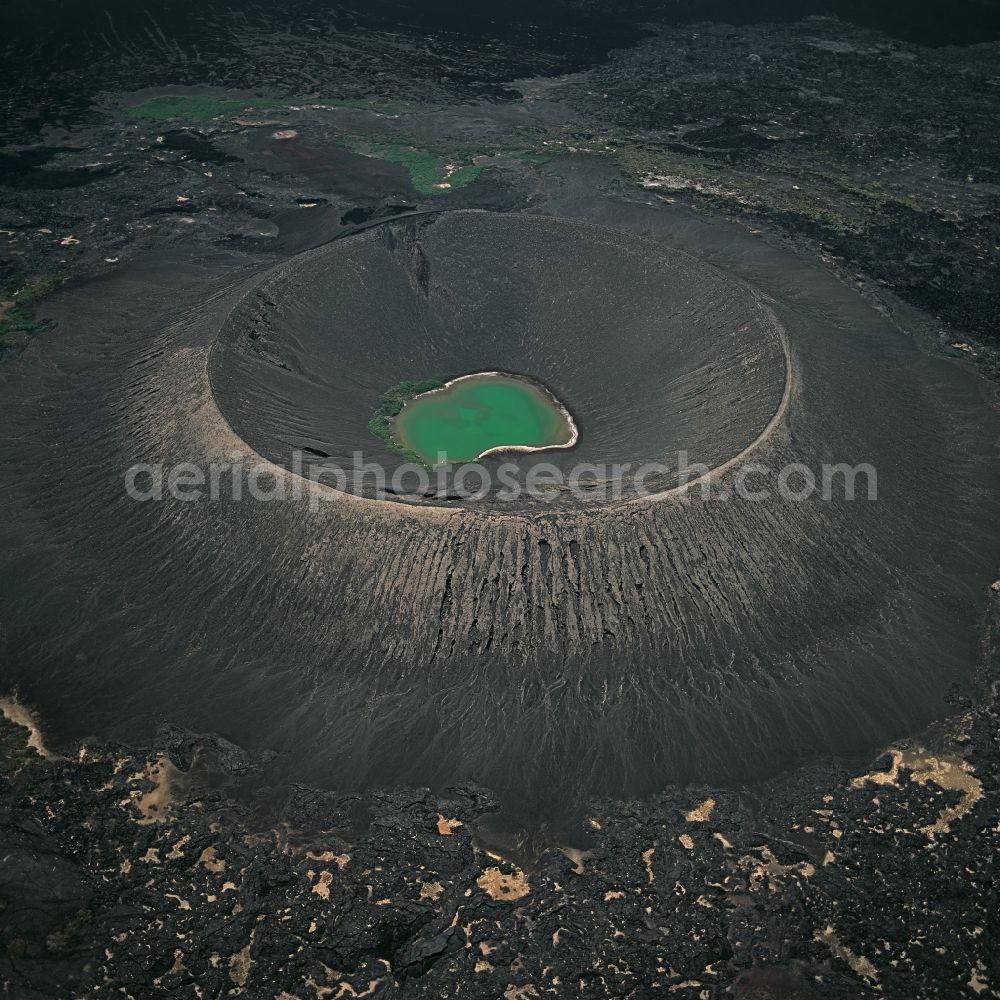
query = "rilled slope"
xmin=1 ymin=210 xmax=998 ymax=810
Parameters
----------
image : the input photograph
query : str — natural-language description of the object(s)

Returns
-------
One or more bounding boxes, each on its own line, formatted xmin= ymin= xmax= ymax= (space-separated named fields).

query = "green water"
xmin=392 ymin=374 xmax=575 ymax=465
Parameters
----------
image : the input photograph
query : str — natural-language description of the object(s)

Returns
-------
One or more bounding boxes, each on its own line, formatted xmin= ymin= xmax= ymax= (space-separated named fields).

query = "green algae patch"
xmin=369 ymin=379 xmax=446 ymax=462
xmin=390 ymin=373 xmax=577 ymax=466
xmin=362 ymin=141 xmax=482 ymax=194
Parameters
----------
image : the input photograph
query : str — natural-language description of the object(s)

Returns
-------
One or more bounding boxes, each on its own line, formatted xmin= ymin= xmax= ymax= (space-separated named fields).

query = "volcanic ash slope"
xmin=1 ymin=211 xmax=998 ymax=809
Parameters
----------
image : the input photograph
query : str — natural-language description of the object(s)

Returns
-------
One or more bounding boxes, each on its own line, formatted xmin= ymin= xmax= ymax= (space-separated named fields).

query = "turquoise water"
xmin=392 ymin=373 xmax=574 ymax=465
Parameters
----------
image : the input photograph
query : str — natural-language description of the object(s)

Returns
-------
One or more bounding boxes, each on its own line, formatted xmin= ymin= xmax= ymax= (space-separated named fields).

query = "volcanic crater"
xmin=2 ymin=208 xmax=998 ymax=814
xmin=209 ymin=211 xmax=789 ymax=506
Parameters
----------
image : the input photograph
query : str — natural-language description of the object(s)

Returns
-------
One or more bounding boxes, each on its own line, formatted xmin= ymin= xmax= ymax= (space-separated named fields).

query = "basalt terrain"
xmin=1 ymin=4 xmax=999 ymax=998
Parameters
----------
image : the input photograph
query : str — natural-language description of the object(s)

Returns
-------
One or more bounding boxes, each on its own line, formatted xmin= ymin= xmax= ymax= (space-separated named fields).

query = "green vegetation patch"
xmin=369 ymin=379 xmax=445 ymax=464
xmin=0 ymin=275 xmax=64 ymax=340
xmin=368 ymin=143 xmax=447 ymax=193
xmin=443 ymin=164 xmax=484 ymax=190
xmin=365 ymin=141 xmax=483 ymax=194
xmin=337 ymin=130 xmax=566 ymax=194
xmin=121 ymin=94 xmax=555 ymax=193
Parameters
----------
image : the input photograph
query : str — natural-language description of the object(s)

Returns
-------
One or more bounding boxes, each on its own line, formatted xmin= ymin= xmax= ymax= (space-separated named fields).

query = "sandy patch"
xmin=0 ymin=696 xmax=57 ymax=759
xmin=477 ymin=866 xmax=529 ymax=901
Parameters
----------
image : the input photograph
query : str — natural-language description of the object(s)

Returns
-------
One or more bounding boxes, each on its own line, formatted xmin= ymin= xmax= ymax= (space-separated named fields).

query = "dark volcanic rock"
xmin=2 ymin=630 xmax=1000 ymax=998
xmin=561 ymin=18 xmax=1000 ymax=372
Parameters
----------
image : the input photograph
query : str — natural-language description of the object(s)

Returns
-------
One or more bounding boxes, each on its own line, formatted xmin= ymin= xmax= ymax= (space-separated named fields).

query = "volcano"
xmin=1 ymin=209 xmax=998 ymax=814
